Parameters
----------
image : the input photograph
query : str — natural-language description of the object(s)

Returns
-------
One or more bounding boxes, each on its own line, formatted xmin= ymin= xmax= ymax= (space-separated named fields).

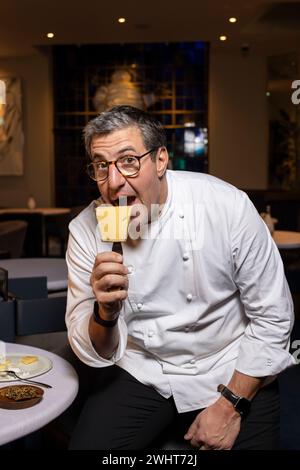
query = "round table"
xmin=0 ymin=208 xmax=70 ymax=257
xmin=0 ymin=343 xmax=78 ymax=446
xmin=272 ymin=231 xmax=300 ymax=250
xmin=0 ymin=208 xmax=70 ymax=216
xmin=0 ymin=258 xmax=67 ymax=292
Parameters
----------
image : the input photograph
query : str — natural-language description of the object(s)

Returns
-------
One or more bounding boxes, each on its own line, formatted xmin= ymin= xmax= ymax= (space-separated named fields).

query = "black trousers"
xmin=69 ymin=365 xmax=280 ymax=450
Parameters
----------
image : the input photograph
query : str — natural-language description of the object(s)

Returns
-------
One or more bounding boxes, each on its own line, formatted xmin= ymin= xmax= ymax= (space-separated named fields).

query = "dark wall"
xmin=245 ymin=189 xmax=300 ymax=231
xmin=52 ymin=42 xmax=209 ymax=207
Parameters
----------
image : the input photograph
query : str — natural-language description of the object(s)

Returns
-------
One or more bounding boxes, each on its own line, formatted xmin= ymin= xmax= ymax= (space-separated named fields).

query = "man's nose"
xmin=107 ymin=162 xmax=126 ymax=190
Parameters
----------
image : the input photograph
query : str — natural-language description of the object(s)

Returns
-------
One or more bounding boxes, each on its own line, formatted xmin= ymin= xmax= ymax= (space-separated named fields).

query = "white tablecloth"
xmin=0 ymin=343 xmax=78 ymax=446
xmin=0 ymin=258 xmax=68 ymax=292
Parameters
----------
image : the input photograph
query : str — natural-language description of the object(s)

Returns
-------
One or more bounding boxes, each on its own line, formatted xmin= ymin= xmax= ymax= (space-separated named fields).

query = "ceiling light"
xmin=219 ymin=35 xmax=227 ymax=41
xmin=118 ymin=18 xmax=126 ymax=23
xmin=47 ymin=33 xmax=54 ymax=38
xmin=229 ymin=17 xmax=237 ymax=23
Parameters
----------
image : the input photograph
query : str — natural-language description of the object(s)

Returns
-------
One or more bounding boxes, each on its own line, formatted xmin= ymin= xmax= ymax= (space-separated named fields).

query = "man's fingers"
xmin=98 ymin=289 xmax=128 ymax=304
xmin=94 ymin=252 xmax=123 ymax=265
xmin=93 ymin=262 xmax=128 ymax=279
xmin=91 ymin=253 xmax=129 ymax=307
xmin=91 ymin=263 xmax=128 ymax=289
xmin=94 ymin=274 xmax=128 ymax=303
xmin=95 ymin=274 xmax=128 ymax=292
xmin=184 ymin=422 xmax=197 ymax=440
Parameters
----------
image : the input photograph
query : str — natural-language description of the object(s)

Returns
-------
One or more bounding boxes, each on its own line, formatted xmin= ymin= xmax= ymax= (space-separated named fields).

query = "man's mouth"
xmin=112 ymin=196 xmax=137 ymax=206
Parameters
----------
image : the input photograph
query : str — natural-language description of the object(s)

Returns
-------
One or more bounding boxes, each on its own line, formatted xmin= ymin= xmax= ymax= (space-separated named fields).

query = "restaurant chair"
xmin=3 ymin=275 xmax=67 ymax=350
xmin=0 ymin=213 xmax=44 ymax=257
xmin=15 ymin=295 xmax=67 ymax=336
xmin=8 ymin=276 xmax=48 ymax=300
xmin=0 ymin=294 xmax=67 ymax=344
xmin=0 ymin=220 xmax=28 ymax=258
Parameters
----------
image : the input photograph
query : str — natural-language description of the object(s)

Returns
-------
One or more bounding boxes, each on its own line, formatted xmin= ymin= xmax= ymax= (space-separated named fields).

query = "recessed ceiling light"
xmin=229 ymin=17 xmax=237 ymax=23
xmin=219 ymin=35 xmax=227 ymax=41
xmin=118 ymin=17 xmax=126 ymax=23
xmin=47 ymin=33 xmax=54 ymax=38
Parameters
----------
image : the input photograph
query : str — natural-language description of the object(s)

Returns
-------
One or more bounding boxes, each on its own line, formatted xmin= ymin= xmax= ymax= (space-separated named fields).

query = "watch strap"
xmin=217 ymin=384 xmax=251 ymax=417
xmin=93 ymin=301 xmax=119 ymax=327
xmin=218 ymin=384 xmax=240 ymax=404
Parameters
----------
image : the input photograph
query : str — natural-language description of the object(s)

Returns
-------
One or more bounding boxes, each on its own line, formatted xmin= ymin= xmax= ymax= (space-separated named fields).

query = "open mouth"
xmin=113 ymin=196 xmax=137 ymax=206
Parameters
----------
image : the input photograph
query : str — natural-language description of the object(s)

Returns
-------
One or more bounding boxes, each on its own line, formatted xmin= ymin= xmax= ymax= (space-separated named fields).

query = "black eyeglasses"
xmin=86 ymin=148 xmax=157 ymax=182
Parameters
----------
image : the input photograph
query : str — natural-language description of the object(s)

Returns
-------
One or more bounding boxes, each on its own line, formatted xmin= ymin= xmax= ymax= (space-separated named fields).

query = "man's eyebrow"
xmin=91 ymin=146 xmax=138 ymax=161
xmin=91 ymin=152 xmax=105 ymax=162
xmin=117 ymin=146 xmax=137 ymax=154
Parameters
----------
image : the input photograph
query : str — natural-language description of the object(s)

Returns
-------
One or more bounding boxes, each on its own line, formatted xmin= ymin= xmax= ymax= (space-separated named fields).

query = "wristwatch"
xmin=217 ymin=384 xmax=251 ymax=418
xmin=93 ymin=301 xmax=119 ymax=327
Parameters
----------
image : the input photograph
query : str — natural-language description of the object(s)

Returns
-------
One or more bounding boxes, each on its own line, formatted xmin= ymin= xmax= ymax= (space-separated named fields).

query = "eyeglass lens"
xmin=92 ymin=156 xmax=140 ymax=180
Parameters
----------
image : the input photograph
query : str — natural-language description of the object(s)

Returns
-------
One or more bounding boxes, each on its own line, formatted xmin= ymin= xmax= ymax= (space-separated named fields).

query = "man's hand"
xmin=91 ymin=251 xmax=129 ymax=318
xmin=184 ymin=397 xmax=241 ymax=450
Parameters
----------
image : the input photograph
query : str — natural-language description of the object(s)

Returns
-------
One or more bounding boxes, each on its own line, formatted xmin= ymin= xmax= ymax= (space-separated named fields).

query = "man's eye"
xmin=122 ymin=156 xmax=136 ymax=164
xmin=95 ymin=162 xmax=107 ymax=170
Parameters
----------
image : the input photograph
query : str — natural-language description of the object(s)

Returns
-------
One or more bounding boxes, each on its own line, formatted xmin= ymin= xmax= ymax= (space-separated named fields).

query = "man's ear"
xmin=156 ymin=147 xmax=169 ymax=178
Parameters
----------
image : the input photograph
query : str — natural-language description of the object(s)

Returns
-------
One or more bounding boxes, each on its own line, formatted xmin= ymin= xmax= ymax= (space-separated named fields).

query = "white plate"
xmin=0 ymin=354 xmax=52 ymax=382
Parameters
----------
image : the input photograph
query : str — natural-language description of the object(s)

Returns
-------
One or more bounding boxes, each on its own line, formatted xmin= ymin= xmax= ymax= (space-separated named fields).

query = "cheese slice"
xmin=0 ymin=360 xmax=11 ymax=371
xmin=20 ymin=356 xmax=38 ymax=365
xmin=96 ymin=205 xmax=131 ymax=242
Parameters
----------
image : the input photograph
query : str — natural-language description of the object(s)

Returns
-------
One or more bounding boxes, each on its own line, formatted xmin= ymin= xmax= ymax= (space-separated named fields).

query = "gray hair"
xmin=84 ymin=105 xmax=167 ymax=160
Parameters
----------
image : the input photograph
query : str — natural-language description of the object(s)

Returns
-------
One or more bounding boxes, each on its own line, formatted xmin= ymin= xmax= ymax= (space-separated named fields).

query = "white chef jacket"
xmin=66 ymin=170 xmax=295 ymax=412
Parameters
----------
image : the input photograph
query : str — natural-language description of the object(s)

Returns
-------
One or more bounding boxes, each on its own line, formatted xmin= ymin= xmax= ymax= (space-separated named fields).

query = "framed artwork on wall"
xmin=0 ymin=77 xmax=24 ymax=176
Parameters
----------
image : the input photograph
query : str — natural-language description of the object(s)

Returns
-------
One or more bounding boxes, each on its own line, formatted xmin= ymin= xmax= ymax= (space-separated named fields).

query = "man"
xmin=66 ymin=105 xmax=295 ymax=450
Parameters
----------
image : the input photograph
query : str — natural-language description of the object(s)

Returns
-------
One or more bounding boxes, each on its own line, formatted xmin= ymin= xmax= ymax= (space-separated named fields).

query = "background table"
xmin=273 ymin=230 xmax=300 ymax=250
xmin=0 ymin=342 xmax=78 ymax=446
xmin=0 ymin=208 xmax=70 ymax=257
xmin=0 ymin=208 xmax=70 ymax=216
xmin=0 ymin=258 xmax=68 ymax=292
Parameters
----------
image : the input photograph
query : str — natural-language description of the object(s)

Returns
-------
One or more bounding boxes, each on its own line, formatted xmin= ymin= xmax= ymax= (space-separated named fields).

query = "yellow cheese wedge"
xmin=96 ymin=205 xmax=131 ymax=242
xmin=20 ymin=356 xmax=38 ymax=365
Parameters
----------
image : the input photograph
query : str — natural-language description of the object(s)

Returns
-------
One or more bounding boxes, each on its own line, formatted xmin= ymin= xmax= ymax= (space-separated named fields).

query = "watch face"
xmin=235 ymin=397 xmax=251 ymax=416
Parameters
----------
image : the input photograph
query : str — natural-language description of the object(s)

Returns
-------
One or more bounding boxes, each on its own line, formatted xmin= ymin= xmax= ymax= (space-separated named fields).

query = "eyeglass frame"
xmin=86 ymin=147 xmax=159 ymax=182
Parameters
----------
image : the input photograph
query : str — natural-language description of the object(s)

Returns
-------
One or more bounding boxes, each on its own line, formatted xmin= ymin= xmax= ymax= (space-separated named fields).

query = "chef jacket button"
xmin=137 ymin=303 xmax=143 ymax=310
xmin=127 ymin=265 xmax=134 ymax=274
xmin=179 ymin=213 xmax=184 ymax=218
xmin=183 ymin=253 xmax=189 ymax=261
xmin=186 ymin=293 xmax=193 ymax=301
xmin=190 ymin=359 xmax=196 ymax=364
xmin=148 ymin=330 xmax=154 ymax=338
